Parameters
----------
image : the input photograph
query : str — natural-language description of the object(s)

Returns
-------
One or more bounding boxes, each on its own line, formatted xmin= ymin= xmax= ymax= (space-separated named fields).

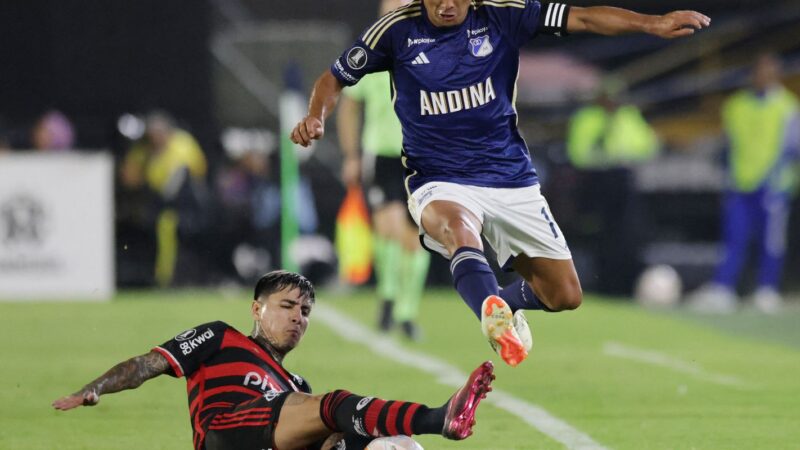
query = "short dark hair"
xmin=253 ymin=270 xmax=315 ymax=303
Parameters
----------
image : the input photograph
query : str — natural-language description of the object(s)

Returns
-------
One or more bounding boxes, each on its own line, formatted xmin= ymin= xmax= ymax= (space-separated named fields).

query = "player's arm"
xmin=566 ymin=6 xmax=710 ymax=38
xmin=336 ymin=93 xmax=363 ymax=187
xmin=291 ymin=71 xmax=345 ymax=148
xmin=52 ymin=350 xmax=169 ymax=411
xmin=293 ymin=7 xmax=395 ymax=148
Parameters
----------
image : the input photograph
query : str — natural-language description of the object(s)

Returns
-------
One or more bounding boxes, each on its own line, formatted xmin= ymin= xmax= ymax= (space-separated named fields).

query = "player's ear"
xmin=251 ymin=300 xmax=262 ymax=320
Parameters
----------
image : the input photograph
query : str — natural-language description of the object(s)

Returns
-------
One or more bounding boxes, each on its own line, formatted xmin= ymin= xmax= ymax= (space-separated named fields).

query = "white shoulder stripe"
xmin=555 ymin=3 xmax=566 ymax=27
xmin=366 ymin=10 xmax=421 ymax=49
xmin=546 ymin=3 xmax=567 ymax=27
xmin=544 ymin=2 xmax=555 ymax=26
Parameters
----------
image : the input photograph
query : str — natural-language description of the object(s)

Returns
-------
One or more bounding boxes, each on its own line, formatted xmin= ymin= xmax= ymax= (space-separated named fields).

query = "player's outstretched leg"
xmin=481 ymin=296 xmax=530 ymax=366
xmin=319 ymin=361 xmax=494 ymax=441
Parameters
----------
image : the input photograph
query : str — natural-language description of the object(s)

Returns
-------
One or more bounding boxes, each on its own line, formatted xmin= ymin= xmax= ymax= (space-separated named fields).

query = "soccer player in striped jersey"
xmin=291 ymin=0 xmax=710 ymax=367
xmin=52 ymin=271 xmax=495 ymax=450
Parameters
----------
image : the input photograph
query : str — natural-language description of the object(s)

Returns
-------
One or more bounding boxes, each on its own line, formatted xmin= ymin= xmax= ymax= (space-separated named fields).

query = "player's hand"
xmin=290 ymin=116 xmax=324 ymax=147
xmin=649 ymin=10 xmax=710 ymax=39
xmin=341 ymin=156 xmax=362 ymax=188
xmin=52 ymin=390 xmax=99 ymax=411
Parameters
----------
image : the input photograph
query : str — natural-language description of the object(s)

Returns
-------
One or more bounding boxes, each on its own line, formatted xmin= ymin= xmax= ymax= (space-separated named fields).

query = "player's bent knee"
xmin=549 ymin=287 xmax=583 ymax=311
xmin=563 ymin=291 xmax=583 ymax=310
xmin=441 ymin=218 xmax=481 ymax=249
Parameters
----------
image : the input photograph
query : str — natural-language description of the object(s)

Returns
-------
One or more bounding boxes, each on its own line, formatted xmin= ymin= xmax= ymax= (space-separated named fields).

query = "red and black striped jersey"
xmin=153 ymin=321 xmax=311 ymax=449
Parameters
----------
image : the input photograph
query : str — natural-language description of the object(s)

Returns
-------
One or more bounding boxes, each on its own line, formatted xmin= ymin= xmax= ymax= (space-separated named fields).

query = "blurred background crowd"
xmin=1 ymin=0 xmax=798 ymax=317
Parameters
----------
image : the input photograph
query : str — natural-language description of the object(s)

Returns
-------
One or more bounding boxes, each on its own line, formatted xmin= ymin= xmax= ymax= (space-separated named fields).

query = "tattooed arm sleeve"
xmin=81 ymin=350 xmax=170 ymax=396
xmin=53 ymin=351 xmax=169 ymax=410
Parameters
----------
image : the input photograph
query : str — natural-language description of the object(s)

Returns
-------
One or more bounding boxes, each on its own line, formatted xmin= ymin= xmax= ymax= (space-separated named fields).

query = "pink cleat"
xmin=442 ymin=361 xmax=495 ymax=440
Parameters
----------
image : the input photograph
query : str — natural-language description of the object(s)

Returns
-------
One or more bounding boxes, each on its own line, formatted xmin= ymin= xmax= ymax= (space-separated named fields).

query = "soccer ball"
xmin=634 ymin=264 xmax=682 ymax=308
xmin=365 ymin=436 xmax=424 ymax=450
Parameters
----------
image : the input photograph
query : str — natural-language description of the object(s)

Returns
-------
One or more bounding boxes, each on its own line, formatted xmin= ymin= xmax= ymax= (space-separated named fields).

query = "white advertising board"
xmin=0 ymin=152 xmax=114 ymax=300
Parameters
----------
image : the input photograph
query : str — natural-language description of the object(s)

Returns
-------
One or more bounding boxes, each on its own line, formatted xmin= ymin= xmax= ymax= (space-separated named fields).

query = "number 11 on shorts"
xmin=540 ymin=207 xmax=559 ymax=239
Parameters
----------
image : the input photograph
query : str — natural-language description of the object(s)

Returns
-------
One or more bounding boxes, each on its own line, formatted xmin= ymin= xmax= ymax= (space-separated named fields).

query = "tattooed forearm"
xmin=77 ymin=351 xmax=169 ymax=397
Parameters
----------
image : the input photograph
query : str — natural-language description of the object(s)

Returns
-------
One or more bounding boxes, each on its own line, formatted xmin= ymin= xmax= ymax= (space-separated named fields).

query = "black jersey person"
xmin=53 ymin=271 xmax=495 ymax=450
xmin=291 ymin=0 xmax=710 ymax=366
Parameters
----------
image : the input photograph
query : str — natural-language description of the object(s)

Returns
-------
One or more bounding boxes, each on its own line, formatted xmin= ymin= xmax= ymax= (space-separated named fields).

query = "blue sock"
xmin=450 ymin=247 xmax=499 ymax=319
xmin=500 ymin=278 xmax=553 ymax=312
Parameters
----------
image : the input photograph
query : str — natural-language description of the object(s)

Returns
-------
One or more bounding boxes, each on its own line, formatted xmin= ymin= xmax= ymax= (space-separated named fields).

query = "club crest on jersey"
xmin=346 ymin=47 xmax=367 ymax=70
xmin=469 ymin=35 xmax=493 ymax=57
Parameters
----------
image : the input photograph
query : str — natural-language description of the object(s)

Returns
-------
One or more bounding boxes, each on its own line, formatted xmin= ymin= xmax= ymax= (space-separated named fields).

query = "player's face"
xmin=252 ymin=286 xmax=312 ymax=354
xmin=424 ymin=0 xmax=471 ymax=27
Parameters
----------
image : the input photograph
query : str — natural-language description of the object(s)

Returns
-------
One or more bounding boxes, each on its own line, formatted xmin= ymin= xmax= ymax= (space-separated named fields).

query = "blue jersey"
xmin=331 ymin=0 xmax=570 ymax=193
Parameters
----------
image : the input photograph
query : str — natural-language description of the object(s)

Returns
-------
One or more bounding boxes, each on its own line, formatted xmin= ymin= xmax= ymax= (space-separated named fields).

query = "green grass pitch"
xmin=2 ymin=289 xmax=799 ymax=449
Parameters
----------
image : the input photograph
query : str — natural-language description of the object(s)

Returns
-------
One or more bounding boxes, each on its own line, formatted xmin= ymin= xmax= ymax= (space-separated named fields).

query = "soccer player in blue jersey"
xmin=291 ymin=0 xmax=710 ymax=366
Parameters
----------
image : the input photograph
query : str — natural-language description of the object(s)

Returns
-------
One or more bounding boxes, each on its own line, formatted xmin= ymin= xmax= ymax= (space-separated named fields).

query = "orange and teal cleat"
xmin=481 ymin=295 xmax=529 ymax=366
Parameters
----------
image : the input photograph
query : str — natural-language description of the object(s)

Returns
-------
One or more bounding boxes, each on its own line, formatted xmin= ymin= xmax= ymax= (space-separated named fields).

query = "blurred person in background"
xmin=31 ymin=109 xmax=75 ymax=151
xmin=120 ymin=110 xmax=208 ymax=287
xmin=566 ymin=78 xmax=659 ymax=295
xmin=216 ymin=128 xmax=320 ymax=283
xmin=337 ymin=0 xmax=430 ymax=340
xmin=689 ymin=53 xmax=799 ymax=314
xmin=292 ymin=0 xmax=710 ymax=366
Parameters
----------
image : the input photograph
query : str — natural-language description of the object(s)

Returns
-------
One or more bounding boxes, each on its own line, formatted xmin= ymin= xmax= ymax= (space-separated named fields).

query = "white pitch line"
xmin=315 ymin=303 xmax=609 ymax=450
xmin=602 ymin=341 xmax=755 ymax=389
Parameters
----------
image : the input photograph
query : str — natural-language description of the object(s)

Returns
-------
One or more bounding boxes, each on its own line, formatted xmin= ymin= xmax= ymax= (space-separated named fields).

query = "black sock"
xmin=319 ymin=390 xmax=446 ymax=437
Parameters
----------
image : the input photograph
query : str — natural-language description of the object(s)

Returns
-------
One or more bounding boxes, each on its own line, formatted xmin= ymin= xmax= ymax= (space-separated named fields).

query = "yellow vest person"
xmin=723 ymin=86 xmax=799 ymax=194
xmin=121 ymin=113 xmax=207 ymax=287
xmin=567 ymin=104 xmax=658 ymax=169
xmin=688 ymin=53 xmax=799 ymax=314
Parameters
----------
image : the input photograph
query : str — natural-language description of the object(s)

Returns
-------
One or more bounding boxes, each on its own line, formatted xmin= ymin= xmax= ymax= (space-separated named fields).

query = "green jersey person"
xmin=337 ymin=0 xmax=430 ymax=339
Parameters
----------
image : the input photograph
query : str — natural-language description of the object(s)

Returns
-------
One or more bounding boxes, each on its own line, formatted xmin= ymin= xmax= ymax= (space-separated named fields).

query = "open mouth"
xmin=438 ymin=10 xmax=457 ymax=21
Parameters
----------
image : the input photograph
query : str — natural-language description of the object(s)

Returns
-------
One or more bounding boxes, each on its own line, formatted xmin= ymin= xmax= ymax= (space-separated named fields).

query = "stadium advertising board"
xmin=0 ymin=153 xmax=114 ymax=300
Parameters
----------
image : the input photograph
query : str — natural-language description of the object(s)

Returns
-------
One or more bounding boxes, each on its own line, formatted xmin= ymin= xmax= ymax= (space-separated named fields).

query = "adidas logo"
xmin=411 ymin=52 xmax=430 ymax=65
